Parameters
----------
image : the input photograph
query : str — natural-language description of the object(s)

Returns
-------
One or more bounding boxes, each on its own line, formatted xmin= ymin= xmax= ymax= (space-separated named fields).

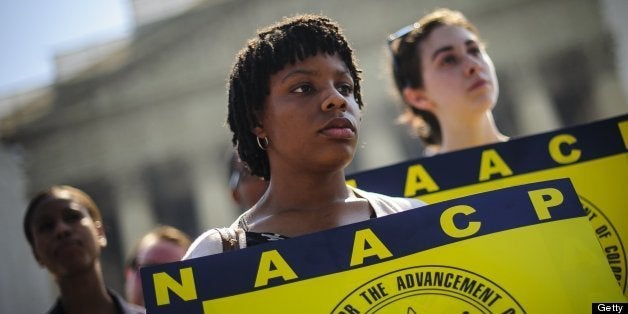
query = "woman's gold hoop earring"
xmin=256 ymin=136 xmax=269 ymax=150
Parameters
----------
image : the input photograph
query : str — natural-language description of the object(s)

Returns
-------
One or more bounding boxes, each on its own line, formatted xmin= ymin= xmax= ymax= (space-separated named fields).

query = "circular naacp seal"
xmin=331 ymin=265 xmax=524 ymax=314
xmin=580 ymin=195 xmax=626 ymax=294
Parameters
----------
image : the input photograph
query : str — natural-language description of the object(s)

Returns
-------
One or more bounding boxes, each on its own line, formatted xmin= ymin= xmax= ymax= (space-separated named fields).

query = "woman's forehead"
xmin=272 ymin=53 xmax=349 ymax=80
xmin=31 ymin=198 xmax=87 ymax=220
xmin=423 ymin=25 xmax=478 ymax=48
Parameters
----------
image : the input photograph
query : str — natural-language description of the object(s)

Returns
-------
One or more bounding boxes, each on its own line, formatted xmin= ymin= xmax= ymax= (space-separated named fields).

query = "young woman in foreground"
xmin=185 ymin=14 xmax=424 ymax=257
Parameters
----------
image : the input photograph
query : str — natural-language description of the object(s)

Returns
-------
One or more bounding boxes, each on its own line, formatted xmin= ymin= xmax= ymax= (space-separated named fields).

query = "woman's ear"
xmin=94 ymin=221 xmax=107 ymax=247
xmin=403 ymin=87 xmax=434 ymax=112
xmin=31 ymin=247 xmax=45 ymax=268
xmin=252 ymin=110 xmax=267 ymax=138
xmin=252 ymin=126 xmax=266 ymax=138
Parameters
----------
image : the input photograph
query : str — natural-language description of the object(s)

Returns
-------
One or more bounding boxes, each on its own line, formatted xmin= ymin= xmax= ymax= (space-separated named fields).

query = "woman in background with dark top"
xmin=23 ymin=185 xmax=144 ymax=314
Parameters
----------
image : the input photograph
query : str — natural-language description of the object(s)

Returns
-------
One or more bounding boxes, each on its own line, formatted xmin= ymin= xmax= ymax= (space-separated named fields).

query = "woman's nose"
xmin=464 ymin=57 xmax=482 ymax=76
xmin=54 ymin=221 xmax=72 ymax=239
xmin=321 ymin=88 xmax=347 ymax=112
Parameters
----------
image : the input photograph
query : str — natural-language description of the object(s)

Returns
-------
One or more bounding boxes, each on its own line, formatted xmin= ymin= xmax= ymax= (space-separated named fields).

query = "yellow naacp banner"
xmin=141 ymin=179 xmax=624 ymax=313
xmin=348 ymin=114 xmax=628 ymax=298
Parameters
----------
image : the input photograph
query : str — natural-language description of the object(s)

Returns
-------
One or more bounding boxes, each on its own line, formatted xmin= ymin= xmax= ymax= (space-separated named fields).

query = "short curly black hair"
xmin=227 ymin=14 xmax=363 ymax=180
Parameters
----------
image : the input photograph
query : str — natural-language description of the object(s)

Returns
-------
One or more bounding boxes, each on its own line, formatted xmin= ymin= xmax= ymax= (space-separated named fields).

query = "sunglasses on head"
xmin=387 ymin=22 xmax=420 ymax=54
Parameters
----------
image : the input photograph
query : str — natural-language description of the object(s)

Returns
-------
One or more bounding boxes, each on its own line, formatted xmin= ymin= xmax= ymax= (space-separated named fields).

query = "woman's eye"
xmin=468 ymin=46 xmax=481 ymax=56
xmin=64 ymin=211 xmax=83 ymax=223
xmin=442 ymin=55 xmax=458 ymax=65
xmin=337 ymin=84 xmax=353 ymax=96
xmin=37 ymin=221 xmax=54 ymax=233
xmin=293 ymin=84 xmax=312 ymax=93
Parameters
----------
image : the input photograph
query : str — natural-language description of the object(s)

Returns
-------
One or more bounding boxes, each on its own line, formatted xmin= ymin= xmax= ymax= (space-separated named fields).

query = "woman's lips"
xmin=320 ymin=127 xmax=355 ymax=138
xmin=54 ymin=239 xmax=82 ymax=256
xmin=468 ymin=79 xmax=489 ymax=91
xmin=320 ymin=117 xmax=356 ymax=139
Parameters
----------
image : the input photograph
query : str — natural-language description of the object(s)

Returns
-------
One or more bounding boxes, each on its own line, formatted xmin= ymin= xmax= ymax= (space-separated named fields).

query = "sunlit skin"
xmin=30 ymin=198 xmax=105 ymax=279
xmin=231 ymin=165 xmax=269 ymax=210
xmin=125 ymin=239 xmax=187 ymax=306
xmin=404 ymin=25 xmax=507 ymax=154
xmin=29 ymin=196 xmax=118 ymax=314
xmin=246 ymin=53 xmax=372 ymax=237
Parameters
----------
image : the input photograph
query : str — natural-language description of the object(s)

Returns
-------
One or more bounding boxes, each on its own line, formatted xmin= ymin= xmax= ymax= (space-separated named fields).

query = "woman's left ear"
xmin=252 ymin=126 xmax=266 ymax=138
xmin=403 ymin=87 xmax=434 ymax=112
xmin=31 ymin=248 xmax=46 ymax=268
xmin=94 ymin=221 xmax=107 ymax=247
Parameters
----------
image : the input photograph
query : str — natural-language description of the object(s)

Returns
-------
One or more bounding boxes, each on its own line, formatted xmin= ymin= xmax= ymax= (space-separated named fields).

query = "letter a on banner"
xmin=350 ymin=229 xmax=393 ymax=267
xmin=404 ymin=164 xmax=439 ymax=197
xmin=478 ymin=149 xmax=513 ymax=181
xmin=254 ymin=250 xmax=298 ymax=288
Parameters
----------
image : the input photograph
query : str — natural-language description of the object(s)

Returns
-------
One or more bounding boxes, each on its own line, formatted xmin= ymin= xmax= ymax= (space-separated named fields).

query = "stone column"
xmin=510 ymin=62 xmax=562 ymax=135
xmin=0 ymin=145 xmax=55 ymax=313
xmin=111 ymin=173 xmax=155 ymax=255
xmin=188 ymin=149 xmax=237 ymax=233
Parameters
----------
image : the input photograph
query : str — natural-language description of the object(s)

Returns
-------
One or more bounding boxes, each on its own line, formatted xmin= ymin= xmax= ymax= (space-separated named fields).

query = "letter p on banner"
xmin=528 ymin=188 xmax=564 ymax=221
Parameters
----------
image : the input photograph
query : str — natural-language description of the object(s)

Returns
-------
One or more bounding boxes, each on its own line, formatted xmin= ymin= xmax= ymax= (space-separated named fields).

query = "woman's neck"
xmin=244 ymin=169 xmax=370 ymax=236
xmin=56 ymin=265 xmax=117 ymax=314
xmin=438 ymin=112 xmax=508 ymax=154
xmin=258 ymin=170 xmax=351 ymax=214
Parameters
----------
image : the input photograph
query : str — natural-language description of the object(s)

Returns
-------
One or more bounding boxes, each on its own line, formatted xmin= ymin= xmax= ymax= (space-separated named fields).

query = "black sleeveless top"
xmin=242 ymin=212 xmax=377 ymax=247
xmin=245 ymin=232 xmax=289 ymax=246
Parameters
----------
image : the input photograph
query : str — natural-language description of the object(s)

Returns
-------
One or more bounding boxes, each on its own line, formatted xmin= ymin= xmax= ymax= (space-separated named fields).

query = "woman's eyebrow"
xmin=281 ymin=69 xmax=318 ymax=83
xmin=431 ymin=45 xmax=454 ymax=61
xmin=465 ymin=39 xmax=479 ymax=47
xmin=431 ymin=39 xmax=479 ymax=61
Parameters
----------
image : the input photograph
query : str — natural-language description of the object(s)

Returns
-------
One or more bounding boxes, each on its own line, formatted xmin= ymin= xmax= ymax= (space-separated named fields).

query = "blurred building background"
xmin=0 ymin=0 xmax=626 ymax=311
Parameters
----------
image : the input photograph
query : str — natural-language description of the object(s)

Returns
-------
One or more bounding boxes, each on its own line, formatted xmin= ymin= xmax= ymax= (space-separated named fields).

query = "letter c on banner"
xmin=548 ymin=134 xmax=581 ymax=164
xmin=440 ymin=205 xmax=481 ymax=238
